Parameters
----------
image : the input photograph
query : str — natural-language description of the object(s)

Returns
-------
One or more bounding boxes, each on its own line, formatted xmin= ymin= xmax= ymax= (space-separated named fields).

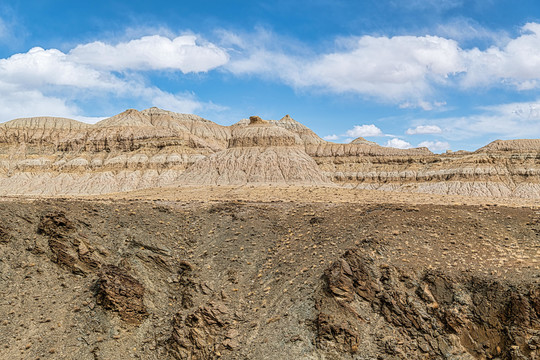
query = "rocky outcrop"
xmin=233 ymin=114 xmax=326 ymax=145
xmin=317 ymin=249 xmax=540 ymax=359
xmin=168 ymin=302 xmax=234 ymax=359
xmin=96 ymin=264 xmax=149 ymax=325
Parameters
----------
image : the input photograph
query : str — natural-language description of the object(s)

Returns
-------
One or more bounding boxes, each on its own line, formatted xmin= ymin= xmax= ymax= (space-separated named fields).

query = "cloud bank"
xmin=227 ymin=23 xmax=540 ymax=104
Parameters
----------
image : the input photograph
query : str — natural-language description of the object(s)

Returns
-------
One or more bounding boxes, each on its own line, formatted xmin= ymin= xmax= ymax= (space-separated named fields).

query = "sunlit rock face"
xmin=0 ymin=108 xmax=539 ymax=198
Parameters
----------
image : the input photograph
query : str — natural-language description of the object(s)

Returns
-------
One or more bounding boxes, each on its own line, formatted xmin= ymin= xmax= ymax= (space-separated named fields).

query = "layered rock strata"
xmin=179 ymin=116 xmax=329 ymax=185
xmin=0 ymin=108 xmax=229 ymax=195
xmin=0 ymin=108 xmax=539 ymax=198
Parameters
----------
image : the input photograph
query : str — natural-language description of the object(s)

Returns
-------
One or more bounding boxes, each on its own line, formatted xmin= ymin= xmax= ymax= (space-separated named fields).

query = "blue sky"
xmin=1 ymin=0 xmax=540 ymax=151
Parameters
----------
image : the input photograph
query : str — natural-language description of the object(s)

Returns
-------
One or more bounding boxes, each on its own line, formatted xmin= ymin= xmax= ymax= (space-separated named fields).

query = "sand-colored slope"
xmin=0 ymin=109 xmax=539 ymax=198
xmin=179 ymin=117 xmax=329 ymax=185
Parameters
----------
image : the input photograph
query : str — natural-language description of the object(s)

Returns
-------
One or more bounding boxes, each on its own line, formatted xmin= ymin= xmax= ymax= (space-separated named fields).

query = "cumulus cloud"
xmin=385 ymin=138 xmax=412 ymax=149
xmin=0 ymin=34 xmax=228 ymax=122
xmin=70 ymin=35 xmax=229 ymax=72
xmin=304 ymin=35 xmax=463 ymax=101
xmin=0 ymin=47 xmax=123 ymax=89
xmin=226 ymin=22 xmax=540 ymax=105
xmin=323 ymin=134 xmax=339 ymax=141
xmin=461 ymin=23 xmax=540 ymax=89
xmin=417 ymin=140 xmax=450 ymax=152
xmin=406 ymin=125 xmax=443 ymax=135
xmin=0 ymin=85 xmax=77 ymax=121
xmin=345 ymin=124 xmax=384 ymax=137
xmin=228 ymin=33 xmax=464 ymax=103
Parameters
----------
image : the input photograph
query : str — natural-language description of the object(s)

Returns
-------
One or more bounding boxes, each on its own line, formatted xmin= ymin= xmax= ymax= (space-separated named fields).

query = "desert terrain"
xmin=0 ymin=109 xmax=540 ymax=359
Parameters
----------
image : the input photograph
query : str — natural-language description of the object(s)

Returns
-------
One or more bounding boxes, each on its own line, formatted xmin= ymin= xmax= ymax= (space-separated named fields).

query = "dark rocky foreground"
xmin=0 ymin=198 xmax=539 ymax=359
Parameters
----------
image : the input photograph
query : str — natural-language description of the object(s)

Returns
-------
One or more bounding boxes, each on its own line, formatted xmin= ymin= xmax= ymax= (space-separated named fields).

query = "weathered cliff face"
xmin=313 ymin=147 xmax=540 ymax=198
xmin=318 ymin=249 xmax=540 ymax=359
xmin=0 ymin=108 xmax=228 ymax=195
xmin=0 ymin=107 xmax=539 ymax=198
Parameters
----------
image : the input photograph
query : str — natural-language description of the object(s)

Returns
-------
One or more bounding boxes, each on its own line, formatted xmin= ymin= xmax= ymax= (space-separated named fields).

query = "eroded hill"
xmin=2 ymin=108 xmax=539 ymax=198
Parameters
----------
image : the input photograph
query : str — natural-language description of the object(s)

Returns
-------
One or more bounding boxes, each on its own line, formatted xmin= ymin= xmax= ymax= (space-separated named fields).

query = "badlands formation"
xmin=1 ymin=108 xmax=540 ymax=360
xmin=0 ymin=107 xmax=539 ymax=198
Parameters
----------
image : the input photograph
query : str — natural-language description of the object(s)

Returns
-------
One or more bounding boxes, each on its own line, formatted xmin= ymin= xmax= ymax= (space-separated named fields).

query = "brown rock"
xmin=96 ymin=264 xmax=148 ymax=324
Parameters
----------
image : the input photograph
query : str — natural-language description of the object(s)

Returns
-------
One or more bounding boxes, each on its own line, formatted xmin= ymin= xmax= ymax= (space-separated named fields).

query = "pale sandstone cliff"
xmin=0 ymin=108 xmax=539 ymax=198
xmin=233 ymin=114 xmax=325 ymax=145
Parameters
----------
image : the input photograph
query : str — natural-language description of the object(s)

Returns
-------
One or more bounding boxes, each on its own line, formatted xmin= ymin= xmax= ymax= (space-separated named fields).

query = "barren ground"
xmin=0 ymin=187 xmax=539 ymax=359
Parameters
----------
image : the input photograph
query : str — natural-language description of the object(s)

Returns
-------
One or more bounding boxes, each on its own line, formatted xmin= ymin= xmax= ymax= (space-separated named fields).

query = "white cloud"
xmin=0 ymin=34 xmax=228 ymax=122
xmin=226 ymin=22 xmax=540 ymax=104
xmin=0 ymin=47 xmax=123 ymax=89
xmin=345 ymin=124 xmax=384 ymax=137
xmin=70 ymin=35 xmax=229 ymax=72
xmin=461 ymin=23 xmax=540 ymax=89
xmin=406 ymin=125 xmax=443 ymax=135
xmin=227 ymin=32 xmax=465 ymax=103
xmin=0 ymin=85 xmax=77 ymax=121
xmin=385 ymin=138 xmax=412 ymax=149
xmin=302 ymin=35 xmax=463 ymax=100
xmin=323 ymin=134 xmax=339 ymax=141
xmin=418 ymin=140 xmax=450 ymax=152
